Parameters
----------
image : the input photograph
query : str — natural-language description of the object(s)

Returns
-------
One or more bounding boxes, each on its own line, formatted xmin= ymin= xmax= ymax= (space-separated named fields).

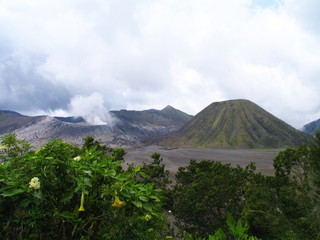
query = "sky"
xmin=0 ymin=0 xmax=319 ymax=128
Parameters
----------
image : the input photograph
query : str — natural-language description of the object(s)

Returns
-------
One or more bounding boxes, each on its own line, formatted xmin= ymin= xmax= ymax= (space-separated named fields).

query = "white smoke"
xmin=51 ymin=92 xmax=114 ymax=125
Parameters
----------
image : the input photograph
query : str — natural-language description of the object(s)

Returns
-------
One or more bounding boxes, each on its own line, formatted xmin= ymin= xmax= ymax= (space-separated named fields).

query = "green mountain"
xmin=160 ymin=105 xmax=192 ymax=123
xmin=159 ymin=99 xmax=311 ymax=149
xmin=303 ymin=119 xmax=320 ymax=134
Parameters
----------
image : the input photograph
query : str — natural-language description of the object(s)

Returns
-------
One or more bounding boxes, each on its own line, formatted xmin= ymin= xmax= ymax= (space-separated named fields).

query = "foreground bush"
xmin=172 ymin=159 xmax=258 ymax=238
xmin=245 ymin=132 xmax=320 ymax=240
xmin=0 ymin=134 xmax=167 ymax=239
xmin=205 ymin=215 xmax=261 ymax=240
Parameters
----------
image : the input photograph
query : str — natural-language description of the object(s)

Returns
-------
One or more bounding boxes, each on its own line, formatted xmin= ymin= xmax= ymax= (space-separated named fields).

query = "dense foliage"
xmin=172 ymin=160 xmax=258 ymax=238
xmin=171 ymin=133 xmax=320 ymax=239
xmin=0 ymin=134 xmax=167 ymax=240
xmin=244 ymin=132 xmax=320 ymax=240
xmin=1 ymin=132 xmax=319 ymax=239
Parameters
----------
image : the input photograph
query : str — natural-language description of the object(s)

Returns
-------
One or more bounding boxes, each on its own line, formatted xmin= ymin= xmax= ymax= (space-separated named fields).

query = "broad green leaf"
xmin=134 ymin=165 xmax=141 ymax=172
xmin=1 ymin=188 xmax=25 ymax=197
xmin=138 ymin=172 xmax=147 ymax=178
xmin=142 ymin=202 xmax=153 ymax=212
xmin=120 ymin=191 xmax=131 ymax=198
xmin=138 ymin=195 xmax=148 ymax=202
xmin=149 ymin=195 xmax=160 ymax=201
xmin=105 ymin=169 xmax=116 ymax=177
xmin=132 ymin=200 xmax=142 ymax=208
xmin=211 ymin=228 xmax=227 ymax=240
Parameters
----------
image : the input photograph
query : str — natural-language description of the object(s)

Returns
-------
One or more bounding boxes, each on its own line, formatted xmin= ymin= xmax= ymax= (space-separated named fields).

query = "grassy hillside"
xmin=159 ymin=99 xmax=311 ymax=149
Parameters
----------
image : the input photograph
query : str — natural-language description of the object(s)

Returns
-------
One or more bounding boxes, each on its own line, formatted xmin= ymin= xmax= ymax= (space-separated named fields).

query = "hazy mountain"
xmin=0 ymin=106 xmax=192 ymax=147
xmin=111 ymin=105 xmax=193 ymax=135
xmin=302 ymin=119 xmax=320 ymax=134
xmin=0 ymin=110 xmax=45 ymax=134
xmin=157 ymin=99 xmax=311 ymax=149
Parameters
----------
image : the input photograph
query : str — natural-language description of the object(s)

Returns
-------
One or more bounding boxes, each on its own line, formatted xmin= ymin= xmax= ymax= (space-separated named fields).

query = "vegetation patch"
xmin=1 ymin=132 xmax=320 ymax=239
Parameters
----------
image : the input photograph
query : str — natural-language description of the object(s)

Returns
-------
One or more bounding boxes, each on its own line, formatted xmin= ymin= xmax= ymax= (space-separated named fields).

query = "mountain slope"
xmin=302 ymin=119 xmax=320 ymax=134
xmin=160 ymin=105 xmax=192 ymax=123
xmin=159 ymin=99 xmax=311 ymax=148
xmin=0 ymin=106 xmax=192 ymax=147
xmin=0 ymin=110 xmax=46 ymax=134
xmin=110 ymin=106 xmax=193 ymax=135
xmin=12 ymin=116 xmax=132 ymax=147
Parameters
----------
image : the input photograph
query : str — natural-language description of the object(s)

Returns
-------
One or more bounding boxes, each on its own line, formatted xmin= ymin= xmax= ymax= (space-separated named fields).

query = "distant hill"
xmin=0 ymin=106 xmax=192 ymax=147
xmin=0 ymin=110 xmax=45 ymax=134
xmin=302 ymin=119 xmax=320 ymax=134
xmin=158 ymin=99 xmax=311 ymax=149
xmin=111 ymin=105 xmax=193 ymax=135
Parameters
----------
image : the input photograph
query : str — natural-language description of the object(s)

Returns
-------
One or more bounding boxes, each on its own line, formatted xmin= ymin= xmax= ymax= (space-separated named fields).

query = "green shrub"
xmin=172 ymin=160 xmax=257 ymax=238
xmin=0 ymin=135 xmax=167 ymax=239
xmin=201 ymin=215 xmax=261 ymax=240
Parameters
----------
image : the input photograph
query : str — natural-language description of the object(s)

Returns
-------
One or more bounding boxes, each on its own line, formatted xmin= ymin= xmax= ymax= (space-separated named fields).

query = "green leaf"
xmin=61 ymin=211 xmax=76 ymax=219
xmin=142 ymin=203 xmax=153 ymax=212
xmin=226 ymin=214 xmax=237 ymax=236
xmin=138 ymin=195 xmax=149 ymax=202
xmin=149 ymin=195 xmax=160 ymax=201
xmin=134 ymin=165 xmax=141 ymax=172
xmin=105 ymin=169 xmax=116 ymax=177
xmin=139 ymin=172 xmax=147 ymax=178
xmin=211 ymin=228 xmax=227 ymax=240
xmin=61 ymin=191 xmax=75 ymax=203
xmin=33 ymin=190 xmax=43 ymax=199
xmin=120 ymin=191 xmax=131 ymax=198
xmin=1 ymin=188 xmax=25 ymax=197
xmin=20 ymin=199 xmax=32 ymax=207
xmin=83 ymin=177 xmax=92 ymax=187
xmin=84 ymin=170 xmax=92 ymax=176
xmin=132 ymin=200 xmax=142 ymax=208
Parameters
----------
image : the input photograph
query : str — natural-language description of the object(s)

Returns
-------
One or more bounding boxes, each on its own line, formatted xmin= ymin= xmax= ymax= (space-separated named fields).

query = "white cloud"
xmin=50 ymin=93 xmax=114 ymax=125
xmin=0 ymin=0 xmax=320 ymax=128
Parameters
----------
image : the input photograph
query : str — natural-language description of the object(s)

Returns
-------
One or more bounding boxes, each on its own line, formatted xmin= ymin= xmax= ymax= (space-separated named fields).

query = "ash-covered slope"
xmin=111 ymin=105 xmax=193 ymax=135
xmin=0 ymin=110 xmax=45 ymax=134
xmin=0 ymin=106 xmax=192 ymax=147
xmin=12 ymin=116 xmax=120 ymax=147
xmin=158 ymin=99 xmax=311 ymax=149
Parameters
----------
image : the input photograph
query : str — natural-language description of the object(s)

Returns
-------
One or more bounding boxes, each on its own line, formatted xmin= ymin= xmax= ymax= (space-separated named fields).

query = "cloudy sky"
xmin=0 ymin=0 xmax=319 ymax=128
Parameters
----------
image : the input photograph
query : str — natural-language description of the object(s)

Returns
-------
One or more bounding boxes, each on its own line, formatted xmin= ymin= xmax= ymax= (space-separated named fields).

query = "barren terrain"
xmin=124 ymin=146 xmax=282 ymax=177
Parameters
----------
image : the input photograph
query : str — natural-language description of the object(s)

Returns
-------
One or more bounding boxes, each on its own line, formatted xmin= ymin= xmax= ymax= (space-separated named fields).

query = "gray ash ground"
xmin=124 ymin=146 xmax=281 ymax=177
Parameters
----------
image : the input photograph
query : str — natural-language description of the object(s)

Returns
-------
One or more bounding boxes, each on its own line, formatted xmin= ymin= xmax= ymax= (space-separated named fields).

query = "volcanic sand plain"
xmin=124 ymin=146 xmax=282 ymax=177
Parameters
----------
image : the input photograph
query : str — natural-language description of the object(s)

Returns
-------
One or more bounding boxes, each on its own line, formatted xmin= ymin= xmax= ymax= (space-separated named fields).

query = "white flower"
xmin=29 ymin=177 xmax=41 ymax=190
xmin=144 ymin=214 xmax=152 ymax=221
xmin=73 ymin=156 xmax=81 ymax=161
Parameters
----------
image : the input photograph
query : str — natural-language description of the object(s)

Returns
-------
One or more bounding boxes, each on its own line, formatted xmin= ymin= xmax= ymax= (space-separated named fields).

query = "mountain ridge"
xmin=0 ymin=101 xmax=313 ymax=149
xmin=0 ymin=106 xmax=192 ymax=147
